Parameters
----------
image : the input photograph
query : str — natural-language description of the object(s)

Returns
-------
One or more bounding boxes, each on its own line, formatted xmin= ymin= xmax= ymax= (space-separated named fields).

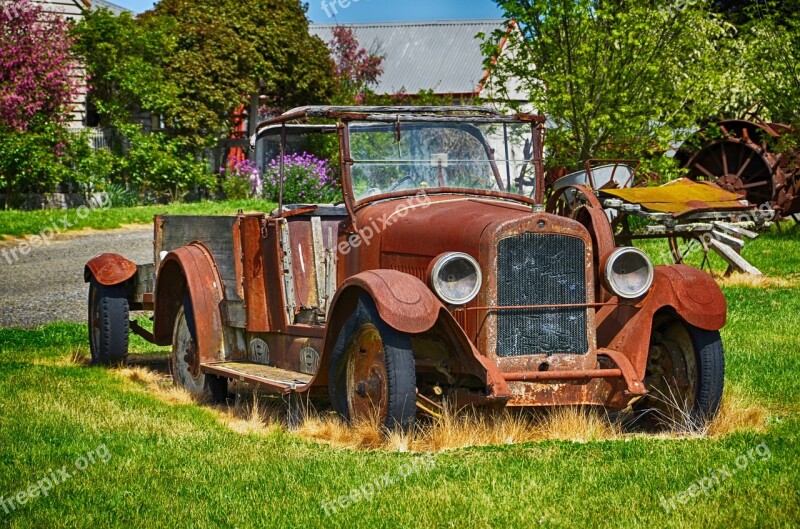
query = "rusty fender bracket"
xmin=311 ymin=269 xmax=511 ymax=401
xmin=596 ymin=264 xmax=727 ymax=380
xmin=152 ymin=242 xmax=226 ymax=365
xmin=84 ymin=253 xmax=137 ymax=286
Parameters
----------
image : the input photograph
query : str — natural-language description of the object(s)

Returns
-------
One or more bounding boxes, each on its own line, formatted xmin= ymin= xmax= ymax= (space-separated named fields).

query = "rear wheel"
xmin=637 ymin=315 xmax=724 ymax=430
xmin=171 ymin=303 xmax=228 ymax=403
xmin=329 ymin=299 xmax=416 ymax=431
xmin=88 ymin=279 xmax=129 ymax=365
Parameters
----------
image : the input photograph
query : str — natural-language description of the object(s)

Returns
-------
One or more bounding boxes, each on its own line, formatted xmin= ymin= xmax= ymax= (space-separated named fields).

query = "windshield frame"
xmin=343 ymin=117 xmax=545 ymax=212
xmin=251 ymin=107 xmax=546 ymax=219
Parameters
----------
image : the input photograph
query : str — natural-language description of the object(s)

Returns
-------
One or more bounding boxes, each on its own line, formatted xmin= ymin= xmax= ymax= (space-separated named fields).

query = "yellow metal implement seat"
xmin=600 ymin=178 xmax=751 ymax=217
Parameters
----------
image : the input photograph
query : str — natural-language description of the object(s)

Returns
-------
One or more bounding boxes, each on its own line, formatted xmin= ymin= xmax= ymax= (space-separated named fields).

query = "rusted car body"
xmin=85 ymin=106 xmax=727 ymax=430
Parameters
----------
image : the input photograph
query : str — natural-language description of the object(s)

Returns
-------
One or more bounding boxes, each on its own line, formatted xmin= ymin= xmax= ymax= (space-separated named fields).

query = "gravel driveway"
xmin=0 ymin=227 xmax=152 ymax=328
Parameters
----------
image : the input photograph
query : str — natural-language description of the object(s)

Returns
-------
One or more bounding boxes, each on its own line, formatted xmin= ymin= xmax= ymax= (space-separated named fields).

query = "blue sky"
xmin=109 ymin=0 xmax=504 ymax=22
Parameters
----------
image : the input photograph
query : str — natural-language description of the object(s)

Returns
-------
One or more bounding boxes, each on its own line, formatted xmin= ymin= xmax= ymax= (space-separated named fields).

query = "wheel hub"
xmin=346 ymin=324 xmax=389 ymax=422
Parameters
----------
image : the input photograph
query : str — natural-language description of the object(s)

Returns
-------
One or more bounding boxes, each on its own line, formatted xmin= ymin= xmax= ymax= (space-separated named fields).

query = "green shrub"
xmin=119 ymin=124 xmax=214 ymax=202
xmin=0 ymin=121 xmax=74 ymax=207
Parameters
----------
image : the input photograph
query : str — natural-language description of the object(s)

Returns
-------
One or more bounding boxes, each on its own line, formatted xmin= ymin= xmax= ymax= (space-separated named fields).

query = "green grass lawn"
xmin=0 ymin=199 xmax=278 ymax=240
xmin=0 ymin=229 xmax=798 ymax=528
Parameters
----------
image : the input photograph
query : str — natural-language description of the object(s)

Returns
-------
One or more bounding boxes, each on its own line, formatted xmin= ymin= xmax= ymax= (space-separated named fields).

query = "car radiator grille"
xmin=496 ymin=233 xmax=589 ymax=356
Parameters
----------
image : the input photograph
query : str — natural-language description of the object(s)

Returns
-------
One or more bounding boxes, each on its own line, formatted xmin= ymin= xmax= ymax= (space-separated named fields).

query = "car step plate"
xmin=201 ymin=362 xmax=313 ymax=393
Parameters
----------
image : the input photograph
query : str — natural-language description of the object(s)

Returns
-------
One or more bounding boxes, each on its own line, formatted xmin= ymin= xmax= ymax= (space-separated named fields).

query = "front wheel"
xmin=637 ymin=315 xmax=724 ymax=430
xmin=329 ymin=299 xmax=416 ymax=431
xmin=88 ymin=279 xmax=129 ymax=365
xmin=171 ymin=303 xmax=228 ymax=403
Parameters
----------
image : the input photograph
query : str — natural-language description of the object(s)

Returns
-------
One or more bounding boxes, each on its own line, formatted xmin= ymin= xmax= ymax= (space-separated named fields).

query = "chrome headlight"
xmin=604 ymin=247 xmax=654 ymax=299
xmin=430 ymin=252 xmax=482 ymax=305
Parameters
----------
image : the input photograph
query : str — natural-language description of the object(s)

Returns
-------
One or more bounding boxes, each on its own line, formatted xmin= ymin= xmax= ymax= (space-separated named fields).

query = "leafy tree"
xmin=721 ymin=1 xmax=800 ymax=124
xmin=76 ymin=0 xmax=335 ymax=151
xmin=483 ymin=0 xmax=734 ymax=175
xmin=71 ymin=9 xmax=179 ymax=128
xmin=711 ymin=0 xmax=800 ymax=26
xmin=73 ymin=0 xmax=336 ymax=200
xmin=0 ymin=0 xmax=79 ymax=131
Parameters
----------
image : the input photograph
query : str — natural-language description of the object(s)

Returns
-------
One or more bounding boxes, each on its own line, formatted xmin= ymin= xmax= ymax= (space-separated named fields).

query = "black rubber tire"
xmin=329 ymin=297 xmax=416 ymax=431
xmin=692 ymin=327 xmax=725 ymax=421
xmin=638 ymin=317 xmax=724 ymax=429
xmin=88 ymin=279 xmax=129 ymax=366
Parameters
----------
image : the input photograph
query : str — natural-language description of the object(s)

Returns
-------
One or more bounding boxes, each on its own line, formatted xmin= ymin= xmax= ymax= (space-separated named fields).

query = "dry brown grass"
xmin=33 ymin=346 xmax=91 ymax=367
xmin=220 ymin=392 xmax=283 ymax=436
xmin=108 ymin=362 xmax=770 ymax=451
xmin=717 ymin=273 xmax=797 ymax=288
xmin=116 ymin=365 xmax=196 ymax=406
xmin=708 ymin=392 xmax=769 ymax=436
xmin=299 ymin=406 xmax=623 ymax=452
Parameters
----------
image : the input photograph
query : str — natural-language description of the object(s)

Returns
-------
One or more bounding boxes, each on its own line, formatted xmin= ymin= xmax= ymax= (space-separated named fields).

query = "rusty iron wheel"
xmin=330 ymin=299 xmax=416 ymax=431
xmin=345 ymin=323 xmax=390 ymax=423
xmin=545 ymin=185 xmax=595 ymax=219
xmin=170 ymin=302 xmax=227 ymax=403
xmin=667 ymin=235 xmax=716 ymax=274
xmin=87 ymin=278 xmax=129 ymax=366
xmin=636 ymin=315 xmax=724 ymax=430
xmin=685 ymin=139 xmax=777 ymax=208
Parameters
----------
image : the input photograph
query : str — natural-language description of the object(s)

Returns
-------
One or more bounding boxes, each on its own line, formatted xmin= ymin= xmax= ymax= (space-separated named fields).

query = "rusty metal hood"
xmin=358 ymin=195 xmax=533 ymax=258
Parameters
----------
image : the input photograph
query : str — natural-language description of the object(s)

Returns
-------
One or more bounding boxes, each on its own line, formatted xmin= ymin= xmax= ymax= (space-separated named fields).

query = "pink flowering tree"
xmin=0 ymin=0 xmax=82 ymax=207
xmin=0 ymin=0 xmax=79 ymax=131
xmin=329 ymin=26 xmax=383 ymax=104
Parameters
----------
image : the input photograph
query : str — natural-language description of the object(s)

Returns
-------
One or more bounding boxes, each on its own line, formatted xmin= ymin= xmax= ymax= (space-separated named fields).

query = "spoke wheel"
xmin=667 ymin=235 xmax=714 ymax=274
xmin=687 ymin=136 xmax=778 ymax=205
xmin=545 ymin=185 xmax=603 ymax=219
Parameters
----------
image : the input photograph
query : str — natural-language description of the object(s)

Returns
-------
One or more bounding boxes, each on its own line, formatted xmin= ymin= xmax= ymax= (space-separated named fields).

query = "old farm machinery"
xmin=548 ymin=160 xmax=774 ymax=276
xmin=677 ymin=119 xmax=800 ymax=221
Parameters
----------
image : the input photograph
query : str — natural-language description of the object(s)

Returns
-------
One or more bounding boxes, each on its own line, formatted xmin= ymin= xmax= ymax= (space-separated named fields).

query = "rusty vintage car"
xmin=84 ymin=106 xmax=726 ymax=430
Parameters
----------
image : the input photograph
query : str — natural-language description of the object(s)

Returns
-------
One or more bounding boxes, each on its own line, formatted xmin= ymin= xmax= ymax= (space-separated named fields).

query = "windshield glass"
xmin=348 ymin=121 xmax=537 ymax=201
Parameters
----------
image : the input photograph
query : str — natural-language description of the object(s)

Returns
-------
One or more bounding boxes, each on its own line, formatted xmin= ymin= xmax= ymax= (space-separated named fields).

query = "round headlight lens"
xmin=604 ymin=247 xmax=654 ymax=299
xmin=430 ymin=252 xmax=482 ymax=305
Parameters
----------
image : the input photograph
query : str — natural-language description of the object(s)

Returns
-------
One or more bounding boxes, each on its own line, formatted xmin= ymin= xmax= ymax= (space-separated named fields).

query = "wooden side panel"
xmin=156 ymin=216 xmax=241 ymax=302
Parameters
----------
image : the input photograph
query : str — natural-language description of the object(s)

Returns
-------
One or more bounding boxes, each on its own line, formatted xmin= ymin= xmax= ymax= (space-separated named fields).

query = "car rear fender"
xmin=84 ymin=253 xmax=137 ymax=286
xmin=152 ymin=242 xmax=225 ymax=365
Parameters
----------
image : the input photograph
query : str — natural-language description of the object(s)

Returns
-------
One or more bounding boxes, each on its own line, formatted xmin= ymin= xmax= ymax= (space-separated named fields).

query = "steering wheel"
xmin=387 ymin=174 xmax=416 ymax=192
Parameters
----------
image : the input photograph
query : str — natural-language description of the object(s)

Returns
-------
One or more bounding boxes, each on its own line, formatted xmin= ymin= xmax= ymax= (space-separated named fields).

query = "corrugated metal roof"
xmin=89 ymin=0 xmax=131 ymax=15
xmin=310 ymin=20 xmax=507 ymax=95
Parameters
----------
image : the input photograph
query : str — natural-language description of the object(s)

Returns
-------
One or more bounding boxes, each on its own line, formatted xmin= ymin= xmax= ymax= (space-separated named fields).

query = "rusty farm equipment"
xmin=548 ymin=160 xmax=774 ymax=276
xmin=677 ymin=119 xmax=800 ymax=221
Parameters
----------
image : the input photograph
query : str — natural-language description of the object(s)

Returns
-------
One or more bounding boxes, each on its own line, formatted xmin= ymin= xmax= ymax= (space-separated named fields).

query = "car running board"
xmin=201 ymin=361 xmax=313 ymax=394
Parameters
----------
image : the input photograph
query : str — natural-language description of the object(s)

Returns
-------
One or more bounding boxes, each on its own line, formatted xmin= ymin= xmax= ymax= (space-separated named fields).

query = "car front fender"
xmin=597 ymin=264 xmax=727 ymax=379
xmin=333 ymin=269 xmax=441 ymax=334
